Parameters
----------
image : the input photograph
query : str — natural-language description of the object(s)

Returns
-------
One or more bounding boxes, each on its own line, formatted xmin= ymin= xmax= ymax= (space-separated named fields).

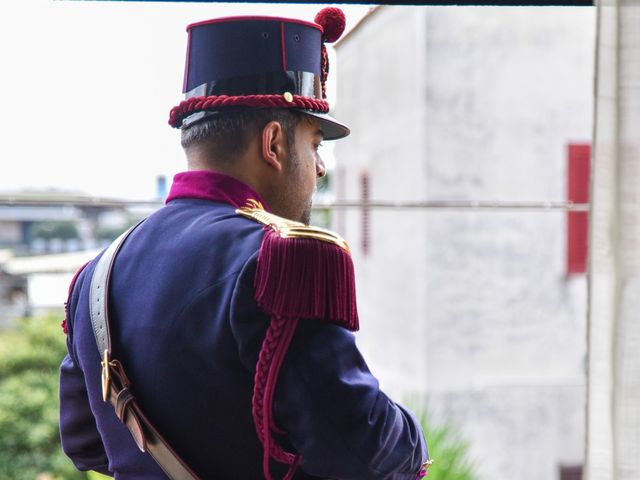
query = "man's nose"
xmin=316 ymin=156 xmax=326 ymax=178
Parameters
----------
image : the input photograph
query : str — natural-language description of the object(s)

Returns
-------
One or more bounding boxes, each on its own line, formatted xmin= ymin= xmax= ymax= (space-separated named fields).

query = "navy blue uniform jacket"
xmin=59 ymin=171 xmax=427 ymax=479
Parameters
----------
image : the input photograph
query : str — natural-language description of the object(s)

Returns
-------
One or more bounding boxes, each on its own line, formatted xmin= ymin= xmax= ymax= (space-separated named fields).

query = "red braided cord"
xmin=168 ymin=94 xmax=330 ymax=128
xmin=262 ymin=316 xmax=300 ymax=480
xmin=252 ymin=317 xmax=282 ymax=454
xmin=252 ymin=315 xmax=301 ymax=474
xmin=320 ymin=44 xmax=329 ymax=99
xmin=264 ymin=317 xmax=298 ymax=436
xmin=252 ymin=316 xmax=293 ymax=464
xmin=253 ymin=316 xmax=299 ymax=478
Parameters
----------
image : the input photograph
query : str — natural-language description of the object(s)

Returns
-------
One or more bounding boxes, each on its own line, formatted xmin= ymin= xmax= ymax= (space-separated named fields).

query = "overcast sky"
xmin=0 ymin=1 xmax=370 ymax=199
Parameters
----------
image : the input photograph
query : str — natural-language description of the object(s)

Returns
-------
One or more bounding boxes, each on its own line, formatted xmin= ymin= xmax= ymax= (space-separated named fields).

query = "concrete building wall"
xmin=334 ymin=6 xmax=595 ymax=480
xmin=333 ymin=6 xmax=430 ymax=395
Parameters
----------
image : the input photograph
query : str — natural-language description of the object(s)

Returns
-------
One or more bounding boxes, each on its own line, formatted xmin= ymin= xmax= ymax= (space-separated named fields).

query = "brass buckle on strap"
xmin=101 ymin=349 xmax=115 ymax=402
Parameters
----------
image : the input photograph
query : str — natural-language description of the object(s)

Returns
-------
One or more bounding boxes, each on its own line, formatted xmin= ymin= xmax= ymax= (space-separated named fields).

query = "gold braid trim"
xmin=236 ymin=199 xmax=351 ymax=254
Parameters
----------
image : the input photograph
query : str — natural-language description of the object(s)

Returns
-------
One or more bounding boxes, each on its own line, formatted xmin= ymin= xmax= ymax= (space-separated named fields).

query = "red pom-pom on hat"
xmin=314 ymin=7 xmax=346 ymax=43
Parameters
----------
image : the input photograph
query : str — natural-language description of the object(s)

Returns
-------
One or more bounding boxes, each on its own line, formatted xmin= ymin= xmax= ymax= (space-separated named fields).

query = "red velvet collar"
xmin=165 ymin=170 xmax=270 ymax=211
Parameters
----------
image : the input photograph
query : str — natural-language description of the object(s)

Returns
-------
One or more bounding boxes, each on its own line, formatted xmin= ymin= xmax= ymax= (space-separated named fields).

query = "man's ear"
xmin=261 ymin=121 xmax=286 ymax=172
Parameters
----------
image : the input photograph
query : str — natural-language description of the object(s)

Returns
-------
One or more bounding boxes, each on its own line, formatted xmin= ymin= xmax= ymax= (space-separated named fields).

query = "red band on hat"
xmin=168 ymin=94 xmax=329 ymax=128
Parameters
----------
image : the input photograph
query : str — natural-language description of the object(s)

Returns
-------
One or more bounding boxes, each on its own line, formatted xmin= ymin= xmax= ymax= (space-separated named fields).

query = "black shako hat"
xmin=169 ymin=8 xmax=350 ymax=140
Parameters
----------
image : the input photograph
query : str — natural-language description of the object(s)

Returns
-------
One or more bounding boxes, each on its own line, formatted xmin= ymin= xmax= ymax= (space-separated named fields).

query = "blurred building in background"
xmin=0 ymin=188 xmax=161 ymax=327
xmin=333 ymin=6 xmax=595 ymax=480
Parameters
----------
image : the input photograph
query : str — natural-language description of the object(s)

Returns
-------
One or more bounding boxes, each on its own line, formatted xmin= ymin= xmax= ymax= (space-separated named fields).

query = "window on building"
xmin=567 ymin=143 xmax=591 ymax=275
xmin=559 ymin=465 xmax=583 ymax=480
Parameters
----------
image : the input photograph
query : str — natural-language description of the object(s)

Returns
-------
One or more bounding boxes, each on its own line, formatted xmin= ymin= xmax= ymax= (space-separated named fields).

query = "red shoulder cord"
xmin=253 ymin=316 xmax=302 ymax=479
xmin=251 ymin=229 xmax=359 ymax=480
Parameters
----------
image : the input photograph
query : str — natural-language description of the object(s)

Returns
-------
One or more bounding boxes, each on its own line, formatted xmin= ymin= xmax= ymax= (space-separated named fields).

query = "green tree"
xmin=0 ymin=316 xmax=84 ymax=480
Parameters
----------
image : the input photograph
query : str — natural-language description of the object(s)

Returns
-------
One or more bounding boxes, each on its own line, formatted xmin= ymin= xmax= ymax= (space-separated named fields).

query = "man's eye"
xmin=315 ymin=143 xmax=324 ymax=151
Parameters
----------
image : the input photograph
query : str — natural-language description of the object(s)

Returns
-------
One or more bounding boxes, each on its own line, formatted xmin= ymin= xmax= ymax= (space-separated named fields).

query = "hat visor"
xmin=181 ymin=108 xmax=350 ymax=140
xmin=296 ymin=110 xmax=350 ymax=141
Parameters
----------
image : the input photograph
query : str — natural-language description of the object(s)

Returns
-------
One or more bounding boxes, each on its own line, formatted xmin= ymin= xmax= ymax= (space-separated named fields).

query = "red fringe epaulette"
xmin=236 ymin=200 xmax=359 ymax=480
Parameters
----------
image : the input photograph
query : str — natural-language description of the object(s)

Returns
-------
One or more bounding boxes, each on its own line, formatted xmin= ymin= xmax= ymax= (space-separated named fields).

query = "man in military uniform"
xmin=59 ymin=8 xmax=431 ymax=480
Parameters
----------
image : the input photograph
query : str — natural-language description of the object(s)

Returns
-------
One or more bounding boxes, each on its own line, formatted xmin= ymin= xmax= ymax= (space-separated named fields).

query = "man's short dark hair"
xmin=180 ymin=108 xmax=306 ymax=161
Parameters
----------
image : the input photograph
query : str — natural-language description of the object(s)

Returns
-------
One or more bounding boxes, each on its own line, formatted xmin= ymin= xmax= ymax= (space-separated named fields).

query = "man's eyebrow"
xmin=315 ymin=129 xmax=325 ymax=139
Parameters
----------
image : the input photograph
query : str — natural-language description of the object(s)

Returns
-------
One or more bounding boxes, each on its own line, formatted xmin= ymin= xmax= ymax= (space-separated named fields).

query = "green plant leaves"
xmin=414 ymin=409 xmax=478 ymax=480
xmin=0 ymin=316 xmax=85 ymax=480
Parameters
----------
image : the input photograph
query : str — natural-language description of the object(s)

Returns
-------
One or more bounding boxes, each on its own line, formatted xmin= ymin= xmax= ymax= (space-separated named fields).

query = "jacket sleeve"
xmin=231 ymin=253 xmax=428 ymax=480
xmin=59 ymin=267 xmax=112 ymax=476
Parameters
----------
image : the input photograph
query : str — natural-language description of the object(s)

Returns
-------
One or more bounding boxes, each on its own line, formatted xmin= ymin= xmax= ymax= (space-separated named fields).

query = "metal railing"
xmin=0 ymin=196 xmax=589 ymax=212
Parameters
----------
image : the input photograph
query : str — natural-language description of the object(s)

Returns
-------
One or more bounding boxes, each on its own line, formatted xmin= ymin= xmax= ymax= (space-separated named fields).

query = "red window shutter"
xmin=560 ymin=465 xmax=583 ymax=480
xmin=361 ymin=172 xmax=370 ymax=256
xmin=567 ymin=144 xmax=591 ymax=274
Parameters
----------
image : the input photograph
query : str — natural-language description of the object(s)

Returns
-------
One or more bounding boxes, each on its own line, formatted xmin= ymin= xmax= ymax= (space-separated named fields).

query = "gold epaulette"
xmin=236 ymin=199 xmax=350 ymax=253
